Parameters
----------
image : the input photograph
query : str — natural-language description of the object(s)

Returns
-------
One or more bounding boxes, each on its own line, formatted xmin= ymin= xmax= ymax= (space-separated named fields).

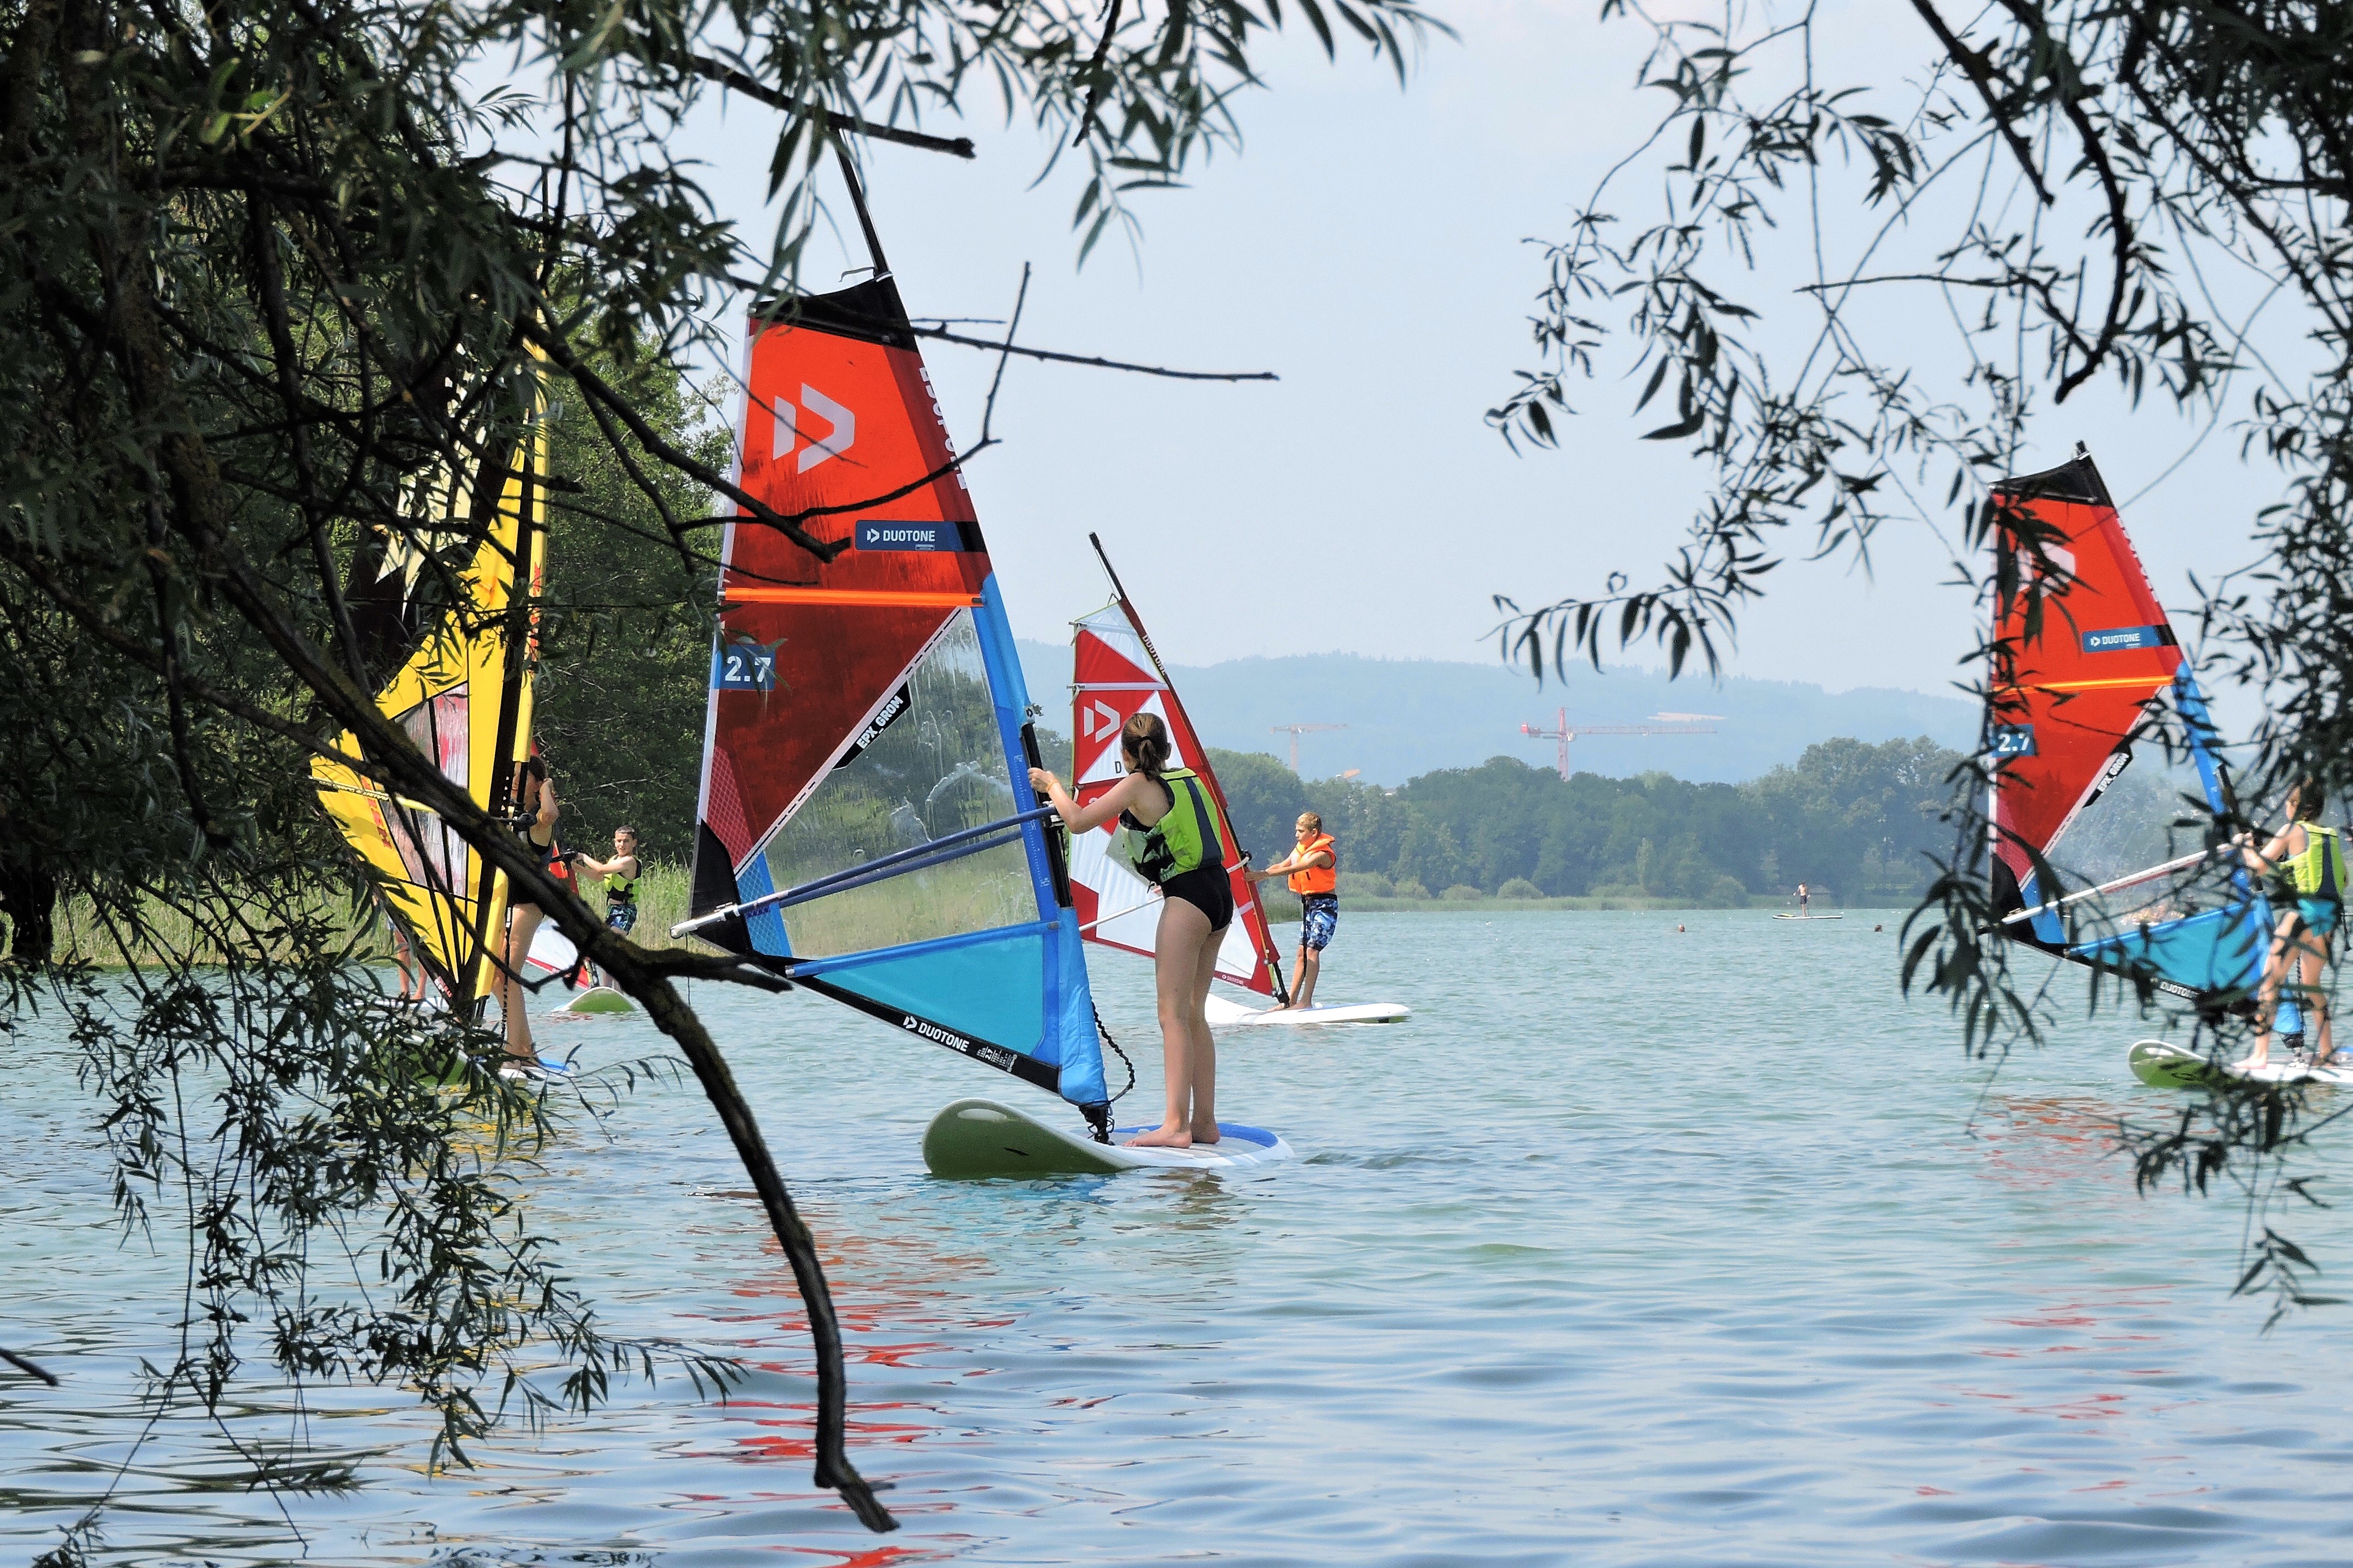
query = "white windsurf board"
xmin=1204 ymin=993 xmax=1409 ymax=1027
xmin=923 ymin=1097 xmax=1295 ymax=1177
xmin=2131 ymin=1038 xmax=2353 ymax=1087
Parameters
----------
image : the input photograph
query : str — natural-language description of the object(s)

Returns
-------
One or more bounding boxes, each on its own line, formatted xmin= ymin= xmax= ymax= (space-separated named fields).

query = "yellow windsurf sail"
xmin=313 ymin=402 xmax=549 ymax=1016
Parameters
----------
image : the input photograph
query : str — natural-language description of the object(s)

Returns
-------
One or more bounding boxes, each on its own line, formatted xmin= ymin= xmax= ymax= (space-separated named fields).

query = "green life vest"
xmin=2286 ymin=822 xmax=2347 ymax=901
xmin=605 ymin=868 xmax=638 ymax=903
xmin=1122 ymin=768 xmax=1228 ymax=885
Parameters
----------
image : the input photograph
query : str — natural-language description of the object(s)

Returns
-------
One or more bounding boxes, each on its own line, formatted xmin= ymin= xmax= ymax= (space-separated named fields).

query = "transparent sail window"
xmin=759 ymin=610 xmax=1036 ymax=958
xmin=386 ymin=687 xmax=470 ymax=894
xmin=2039 ymin=757 xmax=2237 ymax=940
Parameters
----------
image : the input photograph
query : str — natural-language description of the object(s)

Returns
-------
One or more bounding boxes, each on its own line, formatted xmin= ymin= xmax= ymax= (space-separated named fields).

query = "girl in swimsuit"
xmin=498 ymin=756 xmax=561 ymax=1064
xmin=1029 ymin=713 xmax=1228 ymax=1148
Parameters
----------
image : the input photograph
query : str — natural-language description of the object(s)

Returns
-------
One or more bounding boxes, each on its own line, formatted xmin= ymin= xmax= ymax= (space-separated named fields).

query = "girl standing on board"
xmin=498 ymin=755 xmax=562 ymax=1065
xmin=2239 ymin=777 xmax=2347 ymax=1070
xmin=1029 ymin=713 xmax=1231 ymax=1147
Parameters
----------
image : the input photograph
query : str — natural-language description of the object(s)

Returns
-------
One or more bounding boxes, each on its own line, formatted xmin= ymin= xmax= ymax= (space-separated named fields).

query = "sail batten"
xmin=685 ymin=275 xmax=1109 ymax=1125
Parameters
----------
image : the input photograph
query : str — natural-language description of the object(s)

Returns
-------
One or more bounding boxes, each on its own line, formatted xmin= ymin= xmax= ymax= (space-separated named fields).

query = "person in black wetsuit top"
xmin=1029 ymin=712 xmax=1233 ymax=1148
xmin=497 ymin=756 xmax=562 ymax=1064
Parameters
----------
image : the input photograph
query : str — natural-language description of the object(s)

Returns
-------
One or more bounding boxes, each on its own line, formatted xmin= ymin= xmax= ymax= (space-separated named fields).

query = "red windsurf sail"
xmin=1068 ymin=537 xmax=1289 ymax=999
xmin=1987 ymin=447 xmax=2267 ymax=1002
xmin=1988 ymin=448 xmax=2185 ymax=910
xmin=681 ymin=275 xmax=1108 ymax=1120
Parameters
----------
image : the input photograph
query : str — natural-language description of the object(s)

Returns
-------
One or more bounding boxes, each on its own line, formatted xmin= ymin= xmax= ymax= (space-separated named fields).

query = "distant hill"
xmin=1016 ymin=642 xmax=1976 ymax=785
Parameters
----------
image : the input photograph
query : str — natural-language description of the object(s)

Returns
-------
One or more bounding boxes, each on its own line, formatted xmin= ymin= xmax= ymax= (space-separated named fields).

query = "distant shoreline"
xmin=1270 ymin=895 xmax=1912 ymax=915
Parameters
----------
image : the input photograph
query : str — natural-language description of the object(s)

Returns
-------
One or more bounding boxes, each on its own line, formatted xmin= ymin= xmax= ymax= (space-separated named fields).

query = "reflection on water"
xmin=9 ymin=910 xmax=2353 ymax=1565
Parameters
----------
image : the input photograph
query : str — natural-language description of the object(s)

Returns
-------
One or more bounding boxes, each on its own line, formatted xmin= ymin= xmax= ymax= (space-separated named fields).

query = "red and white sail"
xmin=1069 ymin=550 xmax=1288 ymax=999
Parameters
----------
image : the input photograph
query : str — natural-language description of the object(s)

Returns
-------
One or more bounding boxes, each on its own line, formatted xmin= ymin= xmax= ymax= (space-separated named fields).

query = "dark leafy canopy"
xmin=1486 ymin=1 xmax=2353 ymax=1307
xmin=0 ymin=0 xmax=1438 ymax=1545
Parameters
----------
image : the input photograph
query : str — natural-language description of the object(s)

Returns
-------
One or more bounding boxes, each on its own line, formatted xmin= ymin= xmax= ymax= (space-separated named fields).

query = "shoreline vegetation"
xmin=48 ymin=861 xmax=1891 ymax=972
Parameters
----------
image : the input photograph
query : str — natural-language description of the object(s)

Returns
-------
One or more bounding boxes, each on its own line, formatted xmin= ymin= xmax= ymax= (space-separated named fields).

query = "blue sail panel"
xmin=2069 ymin=906 xmax=2268 ymax=998
xmin=799 ymin=924 xmax=1048 ymax=1051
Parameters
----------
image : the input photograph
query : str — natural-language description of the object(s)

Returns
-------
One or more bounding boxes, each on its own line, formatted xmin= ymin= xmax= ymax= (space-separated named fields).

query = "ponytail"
xmin=1121 ymin=712 xmax=1172 ymax=779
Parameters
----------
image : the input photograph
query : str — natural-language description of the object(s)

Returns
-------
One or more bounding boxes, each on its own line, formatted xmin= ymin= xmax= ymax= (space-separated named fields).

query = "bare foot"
xmin=1189 ymin=1123 xmax=1221 ymax=1145
xmin=1125 ymin=1124 xmax=1193 ymax=1148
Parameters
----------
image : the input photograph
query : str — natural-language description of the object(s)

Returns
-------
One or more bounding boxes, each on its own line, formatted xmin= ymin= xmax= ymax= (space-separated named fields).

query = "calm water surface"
xmin=7 ymin=910 xmax=2353 ymax=1566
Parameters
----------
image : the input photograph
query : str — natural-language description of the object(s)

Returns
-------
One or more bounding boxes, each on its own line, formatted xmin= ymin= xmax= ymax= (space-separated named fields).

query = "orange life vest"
xmin=1288 ymin=832 xmax=1337 ymax=896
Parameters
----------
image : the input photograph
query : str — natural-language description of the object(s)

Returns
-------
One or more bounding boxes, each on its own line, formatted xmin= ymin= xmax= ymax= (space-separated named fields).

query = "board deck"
xmin=2127 ymin=1039 xmax=2223 ymax=1088
xmin=2130 ymin=1038 xmax=2353 ymax=1088
xmin=922 ymin=1097 xmax=1295 ymax=1177
xmin=1203 ymin=994 xmax=1409 ymax=1028
xmin=1772 ymin=913 xmax=1843 ymax=921
xmin=552 ymin=985 xmax=634 ymax=1015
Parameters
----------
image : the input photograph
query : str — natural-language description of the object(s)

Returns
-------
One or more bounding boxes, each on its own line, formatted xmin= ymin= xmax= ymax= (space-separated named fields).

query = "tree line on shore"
xmin=1205 ymin=737 xmax=1963 ymax=908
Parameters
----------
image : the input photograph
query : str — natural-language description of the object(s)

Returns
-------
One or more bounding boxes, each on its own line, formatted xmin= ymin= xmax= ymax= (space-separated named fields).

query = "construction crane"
xmin=1520 ymin=707 xmax=1720 ymax=782
xmin=1270 ymin=722 xmax=1346 ymax=774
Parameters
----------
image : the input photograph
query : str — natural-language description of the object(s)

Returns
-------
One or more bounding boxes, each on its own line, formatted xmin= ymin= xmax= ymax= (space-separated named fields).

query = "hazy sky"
xmin=649 ymin=0 xmax=2298 ymax=717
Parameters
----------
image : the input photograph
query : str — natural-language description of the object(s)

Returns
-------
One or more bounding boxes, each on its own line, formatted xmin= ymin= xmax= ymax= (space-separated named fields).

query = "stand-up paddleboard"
xmin=551 ymin=985 xmax=634 ymax=1015
xmin=1204 ymin=993 xmax=1409 ymax=1028
xmin=1773 ymin=913 xmax=1842 ymax=921
xmin=923 ymin=1097 xmax=1294 ymax=1177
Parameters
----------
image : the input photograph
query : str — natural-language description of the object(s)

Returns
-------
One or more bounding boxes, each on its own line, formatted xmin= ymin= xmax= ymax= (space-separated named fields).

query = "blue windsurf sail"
xmin=676 ymin=268 xmax=1111 ymax=1138
xmin=1987 ymin=450 xmax=2279 ymax=1014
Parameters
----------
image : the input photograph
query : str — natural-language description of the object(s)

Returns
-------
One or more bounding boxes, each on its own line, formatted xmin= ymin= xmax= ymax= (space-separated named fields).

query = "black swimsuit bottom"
xmin=1159 ymin=863 xmax=1234 ymax=933
xmin=511 ymin=829 xmax=557 ymax=911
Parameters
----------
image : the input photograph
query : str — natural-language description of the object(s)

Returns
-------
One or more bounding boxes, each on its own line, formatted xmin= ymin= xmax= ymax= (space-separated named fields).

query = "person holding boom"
xmin=2238 ymin=776 xmax=2347 ymax=1070
xmin=1030 ymin=712 xmax=1231 ymax=1147
xmin=1248 ymin=812 xmax=1339 ymax=1010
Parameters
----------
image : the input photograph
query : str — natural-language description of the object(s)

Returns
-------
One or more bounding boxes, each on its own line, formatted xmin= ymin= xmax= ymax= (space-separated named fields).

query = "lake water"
xmin=8 ymin=909 xmax=2353 ymax=1567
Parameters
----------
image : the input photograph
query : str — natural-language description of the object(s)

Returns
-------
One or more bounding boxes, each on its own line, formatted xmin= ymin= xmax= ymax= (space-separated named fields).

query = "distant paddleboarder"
xmin=1796 ymin=882 xmax=1810 ymax=917
xmin=1248 ymin=813 xmax=1339 ymax=1010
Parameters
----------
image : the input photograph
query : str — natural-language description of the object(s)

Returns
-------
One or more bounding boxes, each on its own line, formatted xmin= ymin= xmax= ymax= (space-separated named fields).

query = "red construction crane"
xmin=1520 ymin=707 xmax=1719 ymax=782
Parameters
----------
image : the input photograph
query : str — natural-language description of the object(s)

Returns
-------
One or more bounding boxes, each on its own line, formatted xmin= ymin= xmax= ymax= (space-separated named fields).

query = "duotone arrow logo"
xmin=773 ymin=384 xmax=856 ymax=473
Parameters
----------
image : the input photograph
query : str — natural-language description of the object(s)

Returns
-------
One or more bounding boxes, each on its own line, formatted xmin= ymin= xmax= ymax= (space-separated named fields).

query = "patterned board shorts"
xmin=1300 ymin=896 xmax=1340 ymax=952
xmin=605 ymin=901 xmax=638 ymax=936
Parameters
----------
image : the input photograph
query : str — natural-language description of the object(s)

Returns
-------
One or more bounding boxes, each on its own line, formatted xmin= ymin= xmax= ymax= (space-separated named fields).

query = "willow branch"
xmin=685 ymin=55 xmax=976 ymax=159
xmin=1907 ymin=0 xmax=2054 ymax=206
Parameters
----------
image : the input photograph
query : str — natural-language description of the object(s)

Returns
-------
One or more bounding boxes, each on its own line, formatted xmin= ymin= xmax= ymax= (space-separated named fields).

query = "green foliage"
xmin=1291 ymin=740 xmax=1962 ymax=903
xmin=1391 ymin=878 xmax=1431 ymax=900
xmin=1440 ymin=883 xmax=1484 ymax=901
xmin=1497 ymin=877 xmax=1542 ymax=900
xmin=534 ymin=362 xmax=724 ymax=858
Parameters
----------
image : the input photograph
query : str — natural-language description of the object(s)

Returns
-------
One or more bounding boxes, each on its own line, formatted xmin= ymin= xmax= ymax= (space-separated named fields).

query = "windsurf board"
xmin=923 ymin=1097 xmax=1295 ymax=1177
xmin=552 ymin=985 xmax=634 ymax=1015
xmin=2130 ymin=1038 xmax=2353 ymax=1088
xmin=1203 ymin=993 xmax=1409 ymax=1028
xmin=1773 ymin=913 xmax=1842 ymax=921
